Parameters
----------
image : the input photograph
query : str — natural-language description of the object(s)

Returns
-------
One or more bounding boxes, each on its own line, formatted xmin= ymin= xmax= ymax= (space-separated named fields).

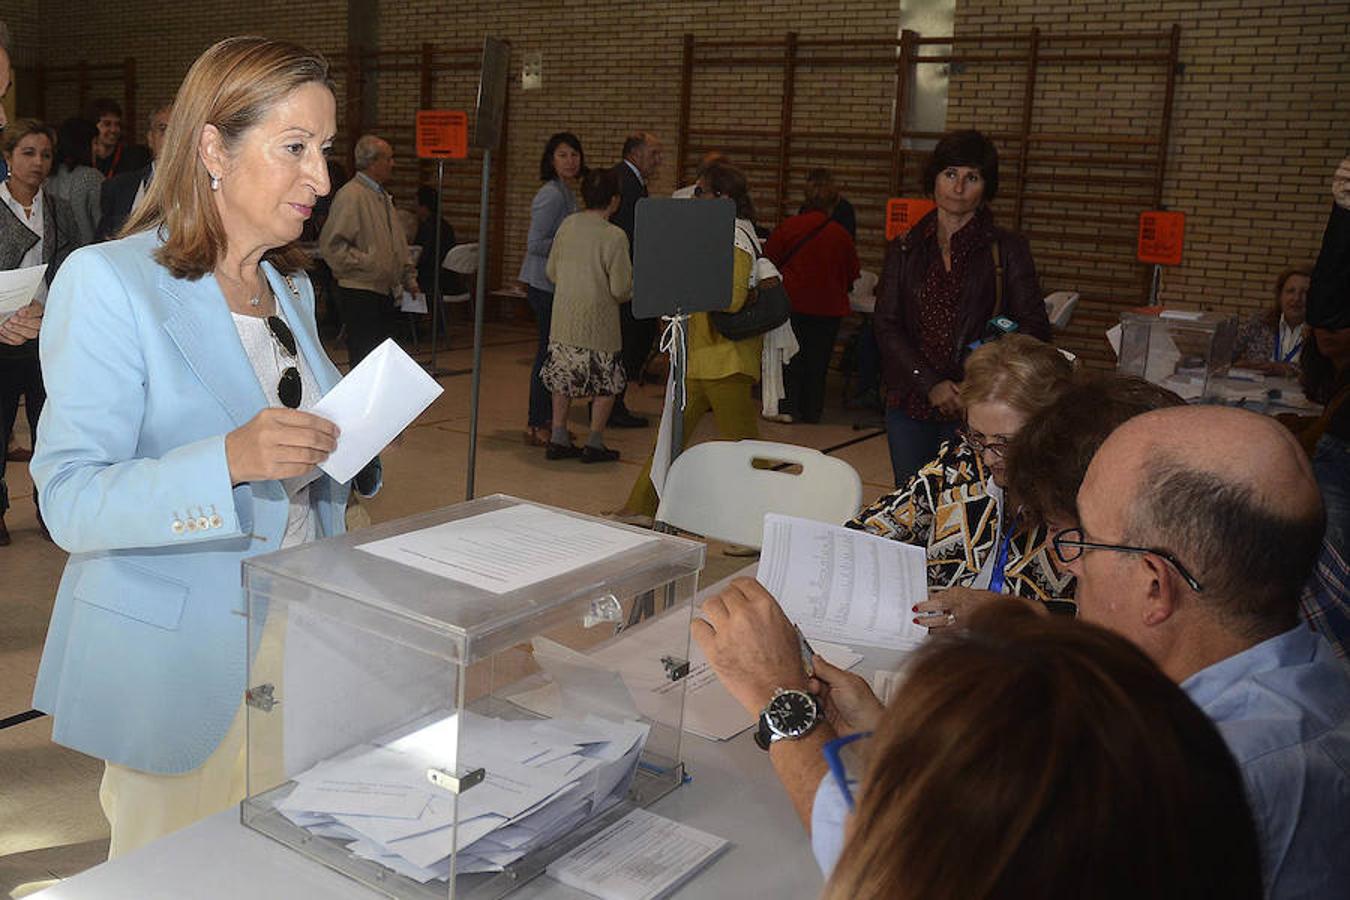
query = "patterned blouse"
xmin=845 ymin=439 xmax=1075 ymax=608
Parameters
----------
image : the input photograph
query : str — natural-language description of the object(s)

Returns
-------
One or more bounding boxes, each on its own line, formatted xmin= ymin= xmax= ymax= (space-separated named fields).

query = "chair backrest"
xmin=443 ymin=242 xmax=480 ymax=274
xmin=655 ymin=440 xmax=864 ymax=549
xmin=1044 ymin=290 xmax=1080 ymax=330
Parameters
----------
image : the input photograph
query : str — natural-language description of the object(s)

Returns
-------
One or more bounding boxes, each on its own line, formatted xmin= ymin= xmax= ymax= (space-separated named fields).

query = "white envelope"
xmin=313 ymin=338 xmax=442 ymax=482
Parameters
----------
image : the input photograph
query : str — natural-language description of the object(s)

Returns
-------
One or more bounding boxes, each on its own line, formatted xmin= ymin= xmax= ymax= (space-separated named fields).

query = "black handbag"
xmin=709 ymin=222 xmax=825 ymax=341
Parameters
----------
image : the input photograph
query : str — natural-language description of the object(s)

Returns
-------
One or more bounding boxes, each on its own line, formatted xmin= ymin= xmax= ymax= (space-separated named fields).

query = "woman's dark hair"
xmin=581 ymin=167 xmax=619 ymax=210
xmin=1006 ymin=372 xmax=1186 ymax=527
xmin=802 ymin=167 xmax=839 ymax=213
xmin=922 ymin=129 xmax=1000 ymax=204
xmin=55 ymin=117 xmax=97 ymax=171
xmin=539 ymin=131 xmax=586 ymax=182
xmin=416 ymin=185 xmax=439 ymax=213
xmin=700 ymin=162 xmax=755 ymax=221
xmin=823 ymin=603 xmax=1263 ymax=900
xmin=84 ymin=97 xmax=123 ymax=121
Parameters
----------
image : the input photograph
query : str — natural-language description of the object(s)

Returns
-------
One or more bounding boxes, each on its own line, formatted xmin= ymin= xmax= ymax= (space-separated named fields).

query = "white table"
xmin=36 ymin=564 xmax=908 ymax=900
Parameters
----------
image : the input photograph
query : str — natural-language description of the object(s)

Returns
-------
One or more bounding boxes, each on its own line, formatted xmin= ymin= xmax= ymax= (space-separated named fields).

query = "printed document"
xmin=757 ymin=514 xmax=928 ymax=650
xmin=0 ymin=264 xmax=47 ymax=321
xmin=357 ymin=504 xmax=657 ymax=593
xmin=313 ymin=337 xmax=443 ymax=482
xmin=547 ymin=808 xmax=728 ymax=900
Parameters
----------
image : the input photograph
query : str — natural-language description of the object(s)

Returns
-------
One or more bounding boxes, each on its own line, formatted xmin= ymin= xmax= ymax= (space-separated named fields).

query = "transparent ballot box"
xmin=1116 ymin=309 xmax=1238 ymax=401
xmin=241 ymin=495 xmax=705 ymax=898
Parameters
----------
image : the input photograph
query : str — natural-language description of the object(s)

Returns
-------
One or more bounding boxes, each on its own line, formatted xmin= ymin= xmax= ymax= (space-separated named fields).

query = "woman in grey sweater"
xmin=540 ymin=168 xmax=632 ymax=463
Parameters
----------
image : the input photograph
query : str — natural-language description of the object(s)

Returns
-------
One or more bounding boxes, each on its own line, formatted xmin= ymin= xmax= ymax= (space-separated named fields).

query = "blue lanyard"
xmin=1275 ymin=329 xmax=1302 ymax=364
xmin=987 ymin=519 xmax=1016 ymax=595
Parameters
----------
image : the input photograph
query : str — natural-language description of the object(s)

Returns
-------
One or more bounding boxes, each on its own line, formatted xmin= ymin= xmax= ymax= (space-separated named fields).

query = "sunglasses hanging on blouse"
xmin=265 ymin=314 xmax=303 ymax=409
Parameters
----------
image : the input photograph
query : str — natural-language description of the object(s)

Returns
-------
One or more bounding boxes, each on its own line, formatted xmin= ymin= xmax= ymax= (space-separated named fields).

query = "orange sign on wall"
xmin=885 ymin=198 xmax=937 ymax=240
xmin=1137 ymin=210 xmax=1186 ymax=265
xmin=415 ymin=110 xmax=469 ymax=160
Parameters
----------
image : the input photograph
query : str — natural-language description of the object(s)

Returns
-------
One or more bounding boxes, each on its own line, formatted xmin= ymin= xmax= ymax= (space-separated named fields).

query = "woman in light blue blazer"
xmin=520 ymin=131 xmax=585 ymax=446
xmin=30 ymin=37 xmax=375 ymax=859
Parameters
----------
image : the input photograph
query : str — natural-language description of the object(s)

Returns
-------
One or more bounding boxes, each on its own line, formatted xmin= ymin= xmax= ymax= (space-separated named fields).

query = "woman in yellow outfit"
xmin=620 ymin=163 xmax=763 ymax=518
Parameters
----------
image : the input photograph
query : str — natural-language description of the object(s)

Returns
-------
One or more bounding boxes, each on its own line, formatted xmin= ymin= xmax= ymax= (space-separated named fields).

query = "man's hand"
xmin=808 ymin=655 xmax=883 ymax=734
xmin=691 ymin=577 xmax=809 ymax=716
xmin=0 ymin=302 xmax=43 ymax=346
xmin=1333 ymin=157 xmax=1350 ymax=211
xmin=927 ymin=379 xmax=962 ymax=418
xmin=913 ymin=585 xmax=1004 ymax=631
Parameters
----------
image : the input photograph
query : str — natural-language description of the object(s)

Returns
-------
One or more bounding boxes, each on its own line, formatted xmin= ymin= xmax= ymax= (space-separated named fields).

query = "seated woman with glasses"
xmin=845 ymin=333 xmax=1074 ymax=626
xmin=818 ymin=603 xmax=1262 ymax=899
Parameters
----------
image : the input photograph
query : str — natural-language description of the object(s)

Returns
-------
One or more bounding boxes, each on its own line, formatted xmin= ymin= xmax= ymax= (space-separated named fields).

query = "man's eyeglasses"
xmin=1052 ymin=527 xmax=1204 ymax=593
xmin=822 ymin=731 xmax=872 ymax=811
xmin=959 ymin=427 xmax=1010 ymax=459
xmin=691 ymin=185 xmax=723 ymax=198
xmin=266 ymin=315 xmax=302 ymax=409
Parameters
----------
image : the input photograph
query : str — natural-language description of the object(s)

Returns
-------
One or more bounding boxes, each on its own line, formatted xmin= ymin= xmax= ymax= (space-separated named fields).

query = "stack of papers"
xmin=273 ymin=710 xmax=650 ymax=883
xmin=547 ymin=808 xmax=729 ymax=900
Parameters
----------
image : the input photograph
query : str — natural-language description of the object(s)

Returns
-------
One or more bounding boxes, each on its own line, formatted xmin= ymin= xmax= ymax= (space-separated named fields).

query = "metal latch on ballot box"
xmin=427 ymin=766 xmax=486 ymax=795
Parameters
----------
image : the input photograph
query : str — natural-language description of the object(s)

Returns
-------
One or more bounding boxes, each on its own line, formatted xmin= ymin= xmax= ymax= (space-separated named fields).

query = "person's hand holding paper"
xmin=313 ymin=338 xmax=443 ymax=483
xmin=0 ymin=301 xmax=43 ymax=345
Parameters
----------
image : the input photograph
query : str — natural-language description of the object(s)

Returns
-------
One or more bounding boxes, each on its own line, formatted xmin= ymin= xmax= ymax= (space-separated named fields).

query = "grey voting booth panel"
xmin=632 ymin=197 xmax=737 ymax=319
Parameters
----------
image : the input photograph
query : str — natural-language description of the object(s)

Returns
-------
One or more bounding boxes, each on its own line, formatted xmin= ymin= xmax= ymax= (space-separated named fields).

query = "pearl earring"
xmin=210 ymin=175 xmax=221 ymax=191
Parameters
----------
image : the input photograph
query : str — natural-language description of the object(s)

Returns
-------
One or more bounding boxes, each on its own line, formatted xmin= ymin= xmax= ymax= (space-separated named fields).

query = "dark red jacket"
xmin=875 ymin=207 xmax=1050 ymax=408
xmin=764 ymin=211 xmax=860 ymax=317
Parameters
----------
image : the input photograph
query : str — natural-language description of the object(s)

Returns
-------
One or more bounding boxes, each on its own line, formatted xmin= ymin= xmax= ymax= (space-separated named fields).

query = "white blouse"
xmin=231 ymin=309 xmax=321 ymax=549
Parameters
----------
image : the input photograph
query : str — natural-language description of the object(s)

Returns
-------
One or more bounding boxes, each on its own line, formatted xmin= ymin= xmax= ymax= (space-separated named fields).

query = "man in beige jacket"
xmin=320 ymin=134 xmax=420 ymax=367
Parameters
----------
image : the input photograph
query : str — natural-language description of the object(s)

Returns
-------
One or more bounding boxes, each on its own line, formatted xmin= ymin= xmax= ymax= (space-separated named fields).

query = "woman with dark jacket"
xmin=0 ymin=118 xmax=77 ymax=544
xmin=874 ymin=129 xmax=1050 ymax=485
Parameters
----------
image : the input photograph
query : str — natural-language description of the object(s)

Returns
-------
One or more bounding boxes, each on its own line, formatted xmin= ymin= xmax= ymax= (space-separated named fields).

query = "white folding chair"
xmin=655 ymin=440 xmax=864 ymax=550
xmin=442 ymin=242 xmax=479 ymax=306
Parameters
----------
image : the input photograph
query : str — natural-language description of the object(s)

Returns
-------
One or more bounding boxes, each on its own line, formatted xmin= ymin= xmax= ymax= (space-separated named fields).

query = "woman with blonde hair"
xmin=847 ymin=334 xmax=1074 ymax=618
xmin=31 ymin=36 xmax=378 ymax=857
xmin=821 ymin=603 xmax=1262 ymax=900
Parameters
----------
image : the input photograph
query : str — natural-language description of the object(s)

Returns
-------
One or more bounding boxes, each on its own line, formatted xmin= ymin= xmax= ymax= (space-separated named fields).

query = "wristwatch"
xmin=754 ymin=687 xmax=822 ymax=750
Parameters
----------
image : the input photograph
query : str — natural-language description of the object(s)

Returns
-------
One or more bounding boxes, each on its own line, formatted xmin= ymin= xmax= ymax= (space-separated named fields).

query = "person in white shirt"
xmin=1233 ymin=267 xmax=1311 ymax=377
xmin=0 ymin=118 xmax=76 ymax=544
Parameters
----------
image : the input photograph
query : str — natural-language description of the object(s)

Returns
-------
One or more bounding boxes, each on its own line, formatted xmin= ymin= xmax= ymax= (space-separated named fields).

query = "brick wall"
xmin=954 ymin=0 xmax=1350 ymax=363
xmin=13 ymin=0 xmax=1346 ymax=362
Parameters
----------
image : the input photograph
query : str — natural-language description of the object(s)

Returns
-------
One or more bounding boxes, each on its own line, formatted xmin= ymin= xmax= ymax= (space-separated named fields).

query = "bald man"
xmin=1063 ymin=406 xmax=1350 ymax=899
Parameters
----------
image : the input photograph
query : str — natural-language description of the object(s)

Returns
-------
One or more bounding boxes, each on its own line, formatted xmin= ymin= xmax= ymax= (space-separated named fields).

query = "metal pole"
xmin=428 ymin=158 xmax=445 ymax=374
xmin=466 ymin=147 xmax=491 ymax=500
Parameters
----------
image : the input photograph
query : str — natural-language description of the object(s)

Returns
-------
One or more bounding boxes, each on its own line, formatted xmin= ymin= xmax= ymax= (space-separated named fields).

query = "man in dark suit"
xmin=610 ymin=131 xmax=663 ymax=427
xmin=96 ymin=104 xmax=169 ymax=241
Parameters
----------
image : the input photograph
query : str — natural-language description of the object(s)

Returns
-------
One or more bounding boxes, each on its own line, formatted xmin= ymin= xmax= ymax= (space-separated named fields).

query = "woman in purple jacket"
xmin=874 ymin=130 xmax=1050 ymax=485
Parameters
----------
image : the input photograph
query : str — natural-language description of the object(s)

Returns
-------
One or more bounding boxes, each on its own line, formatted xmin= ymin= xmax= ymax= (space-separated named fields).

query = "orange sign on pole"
xmin=415 ymin=110 xmax=469 ymax=160
xmin=885 ymin=198 xmax=937 ymax=240
xmin=1137 ymin=210 xmax=1186 ymax=265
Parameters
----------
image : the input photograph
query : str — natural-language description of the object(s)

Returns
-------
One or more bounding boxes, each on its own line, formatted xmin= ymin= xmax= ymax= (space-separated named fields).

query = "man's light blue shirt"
xmin=809 ymin=626 xmax=1350 ymax=889
xmin=1181 ymin=625 xmax=1350 ymax=899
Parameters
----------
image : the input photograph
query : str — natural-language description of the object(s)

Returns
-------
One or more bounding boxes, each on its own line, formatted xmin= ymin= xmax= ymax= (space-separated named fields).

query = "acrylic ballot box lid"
xmin=242 ymin=494 xmax=706 ymax=663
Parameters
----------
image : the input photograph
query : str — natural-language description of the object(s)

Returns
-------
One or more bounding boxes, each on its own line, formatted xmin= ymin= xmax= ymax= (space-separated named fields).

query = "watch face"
xmin=766 ymin=690 xmax=817 ymax=739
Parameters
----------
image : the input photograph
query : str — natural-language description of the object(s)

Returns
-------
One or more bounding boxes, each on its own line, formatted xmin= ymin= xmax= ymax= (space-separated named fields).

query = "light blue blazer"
xmin=31 ymin=229 xmax=351 ymax=774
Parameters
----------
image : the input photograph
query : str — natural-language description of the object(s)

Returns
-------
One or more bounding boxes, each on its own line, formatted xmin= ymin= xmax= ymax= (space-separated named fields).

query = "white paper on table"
xmin=356 ymin=503 xmax=657 ymax=593
xmin=313 ymin=338 xmax=442 ymax=482
xmin=649 ymin=374 xmax=676 ymax=499
xmin=871 ymin=668 xmax=906 ymax=705
xmin=399 ymin=290 xmax=428 ymax=314
xmin=757 ymin=514 xmax=928 ymax=651
xmin=0 ymin=263 xmax=47 ymax=322
xmin=546 ymin=808 xmax=729 ymax=900
xmin=508 ymin=608 xmax=862 ymax=741
xmin=1106 ymin=323 xmax=1122 ymax=358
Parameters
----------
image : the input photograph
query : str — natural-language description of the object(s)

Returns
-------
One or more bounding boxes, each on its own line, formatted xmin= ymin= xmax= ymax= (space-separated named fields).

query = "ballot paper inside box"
xmin=240 ymin=494 xmax=705 ymax=899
